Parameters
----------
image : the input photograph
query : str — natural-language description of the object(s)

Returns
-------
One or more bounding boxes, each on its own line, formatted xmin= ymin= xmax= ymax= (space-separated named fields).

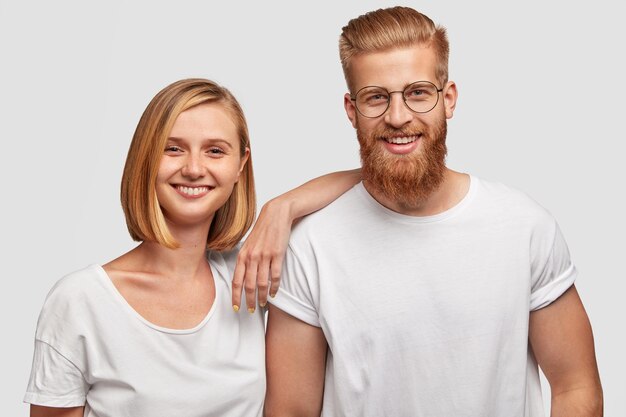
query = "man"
xmin=265 ymin=6 xmax=602 ymax=417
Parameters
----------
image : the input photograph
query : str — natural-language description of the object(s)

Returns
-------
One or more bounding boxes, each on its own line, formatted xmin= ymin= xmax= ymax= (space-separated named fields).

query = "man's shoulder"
xmin=291 ymin=182 xmax=368 ymax=236
xmin=473 ymin=176 xmax=556 ymax=225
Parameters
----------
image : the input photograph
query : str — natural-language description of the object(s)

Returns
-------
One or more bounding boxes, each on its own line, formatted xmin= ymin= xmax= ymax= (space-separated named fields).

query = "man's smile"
xmin=379 ymin=134 xmax=422 ymax=155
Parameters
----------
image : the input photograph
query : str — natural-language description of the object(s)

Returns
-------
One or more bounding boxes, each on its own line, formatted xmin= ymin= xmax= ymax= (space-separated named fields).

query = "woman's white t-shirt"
xmin=24 ymin=248 xmax=265 ymax=417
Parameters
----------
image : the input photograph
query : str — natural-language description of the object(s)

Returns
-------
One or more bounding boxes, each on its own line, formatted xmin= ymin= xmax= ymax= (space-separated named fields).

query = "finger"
xmin=244 ymin=257 xmax=259 ymax=313
xmin=232 ymin=256 xmax=246 ymax=312
xmin=269 ymin=252 xmax=285 ymax=298
xmin=256 ymin=258 xmax=271 ymax=308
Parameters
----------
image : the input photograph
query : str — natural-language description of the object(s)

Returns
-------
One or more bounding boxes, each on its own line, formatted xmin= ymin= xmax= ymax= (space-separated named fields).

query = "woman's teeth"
xmin=176 ymin=185 xmax=209 ymax=196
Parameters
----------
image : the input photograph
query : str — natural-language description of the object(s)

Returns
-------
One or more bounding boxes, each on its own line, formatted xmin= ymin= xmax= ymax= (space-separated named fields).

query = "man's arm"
xmin=31 ymin=406 xmax=84 ymax=417
xmin=529 ymin=285 xmax=603 ymax=417
xmin=265 ymin=305 xmax=328 ymax=417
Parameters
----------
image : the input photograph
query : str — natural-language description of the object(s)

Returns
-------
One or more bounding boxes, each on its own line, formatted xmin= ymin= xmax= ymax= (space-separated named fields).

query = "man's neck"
xmin=363 ymin=169 xmax=470 ymax=217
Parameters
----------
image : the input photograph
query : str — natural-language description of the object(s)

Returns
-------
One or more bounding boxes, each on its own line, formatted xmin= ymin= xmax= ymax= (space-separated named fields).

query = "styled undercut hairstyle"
xmin=121 ymin=78 xmax=256 ymax=251
xmin=339 ymin=6 xmax=450 ymax=92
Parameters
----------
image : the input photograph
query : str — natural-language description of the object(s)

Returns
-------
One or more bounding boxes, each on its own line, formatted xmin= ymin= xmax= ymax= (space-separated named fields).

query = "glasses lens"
xmin=404 ymin=82 xmax=439 ymax=113
xmin=355 ymin=87 xmax=389 ymax=118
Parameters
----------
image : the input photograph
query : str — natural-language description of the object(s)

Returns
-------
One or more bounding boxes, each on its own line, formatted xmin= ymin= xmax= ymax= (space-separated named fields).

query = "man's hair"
xmin=121 ymin=78 xmax=256 ymax=251
xmin=339 ymin=6 xmax=449 ymax=92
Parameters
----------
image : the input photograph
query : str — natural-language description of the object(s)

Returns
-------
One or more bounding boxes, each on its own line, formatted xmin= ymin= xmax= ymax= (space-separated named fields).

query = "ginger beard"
xmin=357 ymin=116 xmax=448 ymax=208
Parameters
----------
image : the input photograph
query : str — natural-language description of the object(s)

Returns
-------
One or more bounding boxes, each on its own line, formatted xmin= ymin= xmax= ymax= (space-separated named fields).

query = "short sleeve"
xmin=269 ymin=245 xmax=320 ymax=327
xmin=529 ymin=218 xmax=577 ymax=311
xmin=24 ymin=339 xmax=88 ymax=407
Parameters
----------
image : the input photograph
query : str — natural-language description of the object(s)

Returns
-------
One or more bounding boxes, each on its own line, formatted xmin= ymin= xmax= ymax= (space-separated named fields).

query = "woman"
xmin=24 ymin=78 xmax=359 ymax=417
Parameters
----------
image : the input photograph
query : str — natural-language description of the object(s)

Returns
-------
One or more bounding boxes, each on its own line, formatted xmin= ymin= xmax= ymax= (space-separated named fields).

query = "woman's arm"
xmin=232 ymin=169 xmax=361 ymax=312
xmin=31 ymin=405 xmax=84 ymax=417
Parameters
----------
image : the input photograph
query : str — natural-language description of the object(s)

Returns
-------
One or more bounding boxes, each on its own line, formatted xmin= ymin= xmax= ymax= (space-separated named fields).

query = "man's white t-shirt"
xmin=24 ymin=249 xmax=265 ymax=417
xmin=271 ymin=177 xmax=577 ymax=417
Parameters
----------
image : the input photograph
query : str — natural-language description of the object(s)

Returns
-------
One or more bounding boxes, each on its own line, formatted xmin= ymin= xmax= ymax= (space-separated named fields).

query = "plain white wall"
xmin=1 ymin=0 xmax=624 ymax=414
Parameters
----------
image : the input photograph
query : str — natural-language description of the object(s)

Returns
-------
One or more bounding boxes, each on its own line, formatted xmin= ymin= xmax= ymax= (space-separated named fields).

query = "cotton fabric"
xmin=25 ymin=249 xmax=265 ymax=417
xmin=271 ymin=177 xmax=576 ymax=417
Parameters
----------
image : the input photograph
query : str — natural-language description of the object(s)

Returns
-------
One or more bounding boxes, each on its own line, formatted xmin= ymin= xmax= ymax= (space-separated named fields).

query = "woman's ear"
xmin=237 ymin=147 xmax=250 ymax=181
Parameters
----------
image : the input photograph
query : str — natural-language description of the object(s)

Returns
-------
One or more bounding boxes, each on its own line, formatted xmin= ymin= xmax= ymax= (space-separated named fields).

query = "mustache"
xmin=372 ymin=127 xmax=425 ymax=139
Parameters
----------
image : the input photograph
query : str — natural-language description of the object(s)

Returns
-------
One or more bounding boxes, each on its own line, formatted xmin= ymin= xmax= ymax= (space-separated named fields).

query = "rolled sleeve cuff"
xmin=530 ymin=263 xmax=577 ymax=311
xmin=269 ymin=287 xmax=321 ymax=327
xmin=23 ymin=392 xmax=85 ymax=408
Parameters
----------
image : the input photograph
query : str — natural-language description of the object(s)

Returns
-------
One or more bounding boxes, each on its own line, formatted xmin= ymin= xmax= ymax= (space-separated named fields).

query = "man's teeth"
xmin=176 ymin=186 xmax=209 ymax=196
xmin=385 ymin=135 xmax=418 ymax=144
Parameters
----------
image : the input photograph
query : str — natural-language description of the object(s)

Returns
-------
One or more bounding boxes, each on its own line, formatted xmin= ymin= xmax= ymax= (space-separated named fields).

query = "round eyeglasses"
xmin=351 ymin=81 xmax=443 ymax=118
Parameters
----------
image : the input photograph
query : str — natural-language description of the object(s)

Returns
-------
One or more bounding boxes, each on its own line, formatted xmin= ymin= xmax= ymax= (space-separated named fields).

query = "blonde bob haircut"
xmin=121 ymin=78 xmax=256 ymax=252
xmin=339 ymin=6 xmax=450 ymax=93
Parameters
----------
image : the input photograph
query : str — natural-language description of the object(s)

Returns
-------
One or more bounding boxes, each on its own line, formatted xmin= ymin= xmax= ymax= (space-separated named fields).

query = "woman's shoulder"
xmin=206 ymin=244 xmax=241 ymax=283
xmin=45 ymin=264 xmax=104 ymax=303
xmin=30 ymin=265 xmax=110 ymax=380
xmin=36 ymin=265 xmax=107 ymax=340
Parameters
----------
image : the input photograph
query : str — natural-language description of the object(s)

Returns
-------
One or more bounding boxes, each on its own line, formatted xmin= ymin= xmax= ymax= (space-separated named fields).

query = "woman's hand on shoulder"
xmin=231 ymin=168 xmax=361 ymax=313
xmin=232 ymin=198 xmax=294 ymax=313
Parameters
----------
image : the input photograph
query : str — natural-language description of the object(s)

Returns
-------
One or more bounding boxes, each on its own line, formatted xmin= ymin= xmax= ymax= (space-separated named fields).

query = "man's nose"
xmin=384 ymin=92 xmax=413 ymax=128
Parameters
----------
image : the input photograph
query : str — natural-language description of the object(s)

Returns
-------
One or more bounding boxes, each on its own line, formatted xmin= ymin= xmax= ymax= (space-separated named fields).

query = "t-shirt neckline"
xmin=91 ymin=262 xmax=219 ymax=335
xmin=355 ymin=174 xmax=478 ymax=224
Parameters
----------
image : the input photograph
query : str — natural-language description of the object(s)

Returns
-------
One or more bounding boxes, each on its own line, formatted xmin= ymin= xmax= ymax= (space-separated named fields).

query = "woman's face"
xmin=156 ymin=102 xmax=249 ymax=228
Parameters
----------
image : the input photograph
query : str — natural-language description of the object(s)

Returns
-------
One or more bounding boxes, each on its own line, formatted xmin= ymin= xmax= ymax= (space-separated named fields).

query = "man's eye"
xmin=366 ymin=93 xmax=388 ymax=103
xmin=406 ymin=88 xmax=430 ymax=98
xmin=406 ymin=86 xmax=435 ymax=100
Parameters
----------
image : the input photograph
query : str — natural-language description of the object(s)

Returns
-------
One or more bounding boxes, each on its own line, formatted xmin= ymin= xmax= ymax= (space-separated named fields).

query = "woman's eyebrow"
xmin=203 ymin=138 xmax=234 ymax=149
xmin=166 ymin=136 xmax=234 ymax=149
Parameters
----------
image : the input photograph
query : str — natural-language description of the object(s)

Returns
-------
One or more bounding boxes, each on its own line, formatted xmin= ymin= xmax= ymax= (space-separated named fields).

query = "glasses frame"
xmin=350 ymin=81 xmax=444 ymax=118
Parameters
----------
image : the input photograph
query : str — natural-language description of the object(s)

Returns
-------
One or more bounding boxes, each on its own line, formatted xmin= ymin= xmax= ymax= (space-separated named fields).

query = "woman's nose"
xmin=181 ymin=154 xmax=205 ymax=178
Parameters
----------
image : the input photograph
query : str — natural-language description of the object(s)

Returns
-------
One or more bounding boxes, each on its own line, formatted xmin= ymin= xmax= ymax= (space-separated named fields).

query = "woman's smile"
xmin=172 ymin=184 xmax=214 ymax=199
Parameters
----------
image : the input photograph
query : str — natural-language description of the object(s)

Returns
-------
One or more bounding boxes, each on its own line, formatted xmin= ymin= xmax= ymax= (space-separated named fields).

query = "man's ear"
xmin=344 ymin=93 xmax=358 ymax=129
xmin=443 ymin=81 xmax=458 ymax=119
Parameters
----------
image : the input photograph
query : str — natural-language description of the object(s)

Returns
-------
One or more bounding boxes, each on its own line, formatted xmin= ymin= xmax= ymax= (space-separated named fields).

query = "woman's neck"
xmin=132 ymin=220 xmax=212 ymax=281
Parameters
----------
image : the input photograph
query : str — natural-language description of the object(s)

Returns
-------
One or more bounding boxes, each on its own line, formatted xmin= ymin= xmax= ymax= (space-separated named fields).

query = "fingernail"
xmin=233 ymin=305 xmax=239 ymax=312
xmin=260 ymin=302 xmax=267 ymax=308
xmin=270 ymin=293 xmax=276 ymax=298
xmin=248 ymin=307 xmax=255 ymax=314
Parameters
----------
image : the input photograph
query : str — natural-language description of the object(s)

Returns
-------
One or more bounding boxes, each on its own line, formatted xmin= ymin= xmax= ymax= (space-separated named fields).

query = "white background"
xmin=1 ymin=0 xmax=624 ymax=415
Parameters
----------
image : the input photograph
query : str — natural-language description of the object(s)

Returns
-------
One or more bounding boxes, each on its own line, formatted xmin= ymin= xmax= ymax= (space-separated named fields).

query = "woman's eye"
xmin=208 ymin=148 xmax=225 ymax=155
xmin=165 ymin=146 xmax=182 ymax=152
